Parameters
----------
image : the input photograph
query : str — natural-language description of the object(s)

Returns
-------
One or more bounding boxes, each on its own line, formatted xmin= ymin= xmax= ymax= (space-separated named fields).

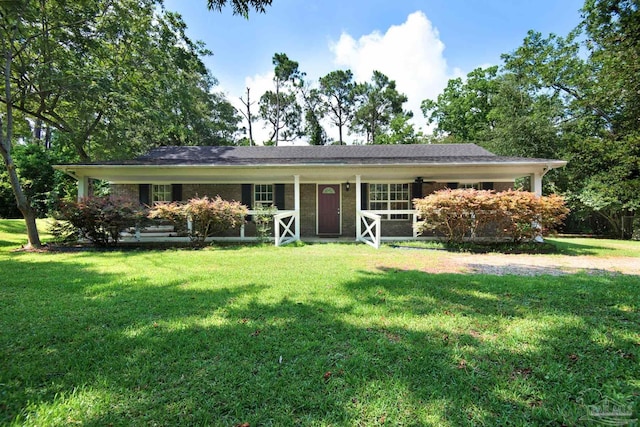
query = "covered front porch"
xmin=72 ymin=169 xmax=548 ymax=249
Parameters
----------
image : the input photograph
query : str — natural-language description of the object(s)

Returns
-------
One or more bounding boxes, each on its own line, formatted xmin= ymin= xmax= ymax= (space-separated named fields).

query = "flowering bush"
xmin=56 ymin=196 xmax=146 ymax=246
xmin=414 ymin=189 xmax=569 ymax=243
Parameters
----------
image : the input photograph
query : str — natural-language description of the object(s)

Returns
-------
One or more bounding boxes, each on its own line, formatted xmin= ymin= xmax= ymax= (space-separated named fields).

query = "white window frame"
xmin=152 ymin=184 xmax=172 ymax=204
xmin=368 ymin=183 xmax=410 ymax=220
xmin=254 ymin=184 xmax=274 ymax=207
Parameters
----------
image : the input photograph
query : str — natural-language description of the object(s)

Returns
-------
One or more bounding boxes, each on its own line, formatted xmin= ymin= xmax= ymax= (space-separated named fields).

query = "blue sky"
xmin=163 ymin=0 xmax=585 ymax=141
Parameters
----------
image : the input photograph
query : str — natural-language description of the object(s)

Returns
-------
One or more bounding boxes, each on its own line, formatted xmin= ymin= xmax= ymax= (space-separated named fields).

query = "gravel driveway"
xmin=441 ymin=253 xmax=640 ymax=276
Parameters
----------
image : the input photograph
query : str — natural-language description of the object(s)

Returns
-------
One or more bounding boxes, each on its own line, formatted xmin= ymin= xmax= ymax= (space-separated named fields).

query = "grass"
xmin=1 ymin=219 xmax=639 ymax=426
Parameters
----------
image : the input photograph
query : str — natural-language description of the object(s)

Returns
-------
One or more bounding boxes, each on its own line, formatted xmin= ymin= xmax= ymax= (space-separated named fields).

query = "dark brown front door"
xmin=318 ymin=184 xmax=341 ymax=235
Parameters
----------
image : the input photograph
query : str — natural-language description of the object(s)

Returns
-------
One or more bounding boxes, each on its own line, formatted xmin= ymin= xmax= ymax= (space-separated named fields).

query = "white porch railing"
xmin=357 ymin=210 xmax=381 ymax=248
xmin=357 ymin=209 xmax=421 ymax=248
xmin=273 ymin=210 xmax=298 ymax=246
xmin=238 ymin=209 xmax=299 ymax=246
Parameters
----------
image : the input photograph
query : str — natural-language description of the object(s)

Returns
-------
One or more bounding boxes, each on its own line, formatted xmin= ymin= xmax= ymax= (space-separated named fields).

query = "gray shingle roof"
xmin=137 ymin=143 xmax=496 ymax=164
xmin=71 ymin=143 xmax=558 ymax=166
xmin=59 ymin=144 xmax=564 ymax=167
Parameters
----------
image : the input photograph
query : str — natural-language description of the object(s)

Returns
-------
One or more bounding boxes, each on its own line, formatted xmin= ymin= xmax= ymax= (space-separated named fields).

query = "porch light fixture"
xmin=345 ymin=181 xmax=351 ymax=191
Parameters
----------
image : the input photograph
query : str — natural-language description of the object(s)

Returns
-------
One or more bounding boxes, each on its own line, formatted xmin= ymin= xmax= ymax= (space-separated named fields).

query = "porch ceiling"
xmin=55 ymin=161 xmax=566 ymax=184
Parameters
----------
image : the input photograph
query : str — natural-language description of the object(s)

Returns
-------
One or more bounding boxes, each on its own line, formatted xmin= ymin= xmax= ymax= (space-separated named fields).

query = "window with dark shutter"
xmin=412 ymin=182 xmax=423 ymax=200
xmin=274 ymin=184 xmax=285 ymax=209
xmin=172 ymin=184 xmax=182 ymax=202
xmin=139 ymin=184 xmax=151 ymax=205
xmin=241 ymin=184 xmax=253 ymax=220
xmin=360 ymin=183 xmax=368 ymax=210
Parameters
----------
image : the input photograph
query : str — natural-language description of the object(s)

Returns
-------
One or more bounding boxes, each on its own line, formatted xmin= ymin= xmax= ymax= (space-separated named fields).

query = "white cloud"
xmin=330 ymin=11 xmax=459 ymax=133
xmin=233 ymin=11 xmax=462 ymax=143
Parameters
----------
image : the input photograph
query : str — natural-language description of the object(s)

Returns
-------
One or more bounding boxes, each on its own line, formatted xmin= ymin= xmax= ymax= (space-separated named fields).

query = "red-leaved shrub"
xmin=414 ymin=189 xmax=569 ymax=243
xmin=57 ymin=196 xmax=146 ymax=246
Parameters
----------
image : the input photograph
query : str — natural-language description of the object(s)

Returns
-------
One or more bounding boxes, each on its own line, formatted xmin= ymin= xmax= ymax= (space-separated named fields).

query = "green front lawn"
xmin=1 ymin=220 xmax=639 ymax=425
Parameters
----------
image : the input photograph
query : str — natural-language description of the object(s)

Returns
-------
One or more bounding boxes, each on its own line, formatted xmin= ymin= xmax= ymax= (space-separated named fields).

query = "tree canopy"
xmin=421 ymin=0 xmax=640 ymax=236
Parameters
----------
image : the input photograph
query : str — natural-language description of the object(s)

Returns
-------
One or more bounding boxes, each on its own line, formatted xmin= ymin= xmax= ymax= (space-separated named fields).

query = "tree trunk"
xmin=246 ymin=87 xmax=253 ymax=146
xmin=2 ymin=36 xmax=42 ymax=248
xmin=0 ymin=140 xmax=42 ymax=248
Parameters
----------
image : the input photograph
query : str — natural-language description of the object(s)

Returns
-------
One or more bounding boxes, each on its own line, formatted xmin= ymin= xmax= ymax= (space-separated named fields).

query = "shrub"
xmin=414 ymin=189 xmax=569 ymax=243
xmin=253 ymin=203 xmax=277 ymax=243
xmin=494 ymin=191 xmax=569 ymax=242
xmin=56 ymin=196 xmax=146 ymax=246
xmin=184 ymin=196 xmax=247 ymax=244
xmin=148 ymin=196 xmax=248 ymax=245
xmin=147 ymin=201 xmax=188 ymax=235
xmin=413 ymin=189 xmax=495 ymax=243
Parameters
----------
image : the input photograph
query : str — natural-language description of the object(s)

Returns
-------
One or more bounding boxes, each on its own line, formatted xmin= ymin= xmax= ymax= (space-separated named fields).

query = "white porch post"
xmin=294 ymin=174 xmax=300 ymax=240
xmin=77 ymin=175 xmax=89 ymax=201
xmin=531 ymin=173 xmax=543 ymax=196
xmin=355 ymin=174 xmax=362 ymax=239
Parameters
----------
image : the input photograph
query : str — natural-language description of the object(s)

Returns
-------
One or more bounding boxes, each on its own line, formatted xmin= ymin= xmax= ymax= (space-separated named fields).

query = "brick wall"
xmin=110 ymin=184 xmax=139 ymax=201
xmin=299 ymin=184 xmax=316 ymax=237
xmin=342 ymin=183 xmax=356 ymax=237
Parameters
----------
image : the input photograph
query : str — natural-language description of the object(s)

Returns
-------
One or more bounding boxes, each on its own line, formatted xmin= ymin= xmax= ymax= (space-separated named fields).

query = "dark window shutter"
xmin=241 ymin=184 xmax=253 ymax=208
xmin=241 ymin=184 xmax=253 ymax=220
xmin=171 ymin=184 xmax=182 ymax=202
xmin=447 ymin=182 xmax=458 ymax=189
xmin=360 ymin=183 xmax=368 ymax=210
xmin=139 ymin=184 xmax=150 ymax=205
xmin=482 ymin=182 xmax=494 ymax=190
xmin=274 ymin=184 xmax=285 ymax=209
xmin=412 ymin=182 xmax=423 ymax=200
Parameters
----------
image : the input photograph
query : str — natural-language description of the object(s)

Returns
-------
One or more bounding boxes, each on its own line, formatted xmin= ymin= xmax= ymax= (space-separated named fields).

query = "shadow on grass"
xmin=546 ymin=238 xmax=623 ymax=256
xmin=1 ymin=260 xmax=639 ymax=425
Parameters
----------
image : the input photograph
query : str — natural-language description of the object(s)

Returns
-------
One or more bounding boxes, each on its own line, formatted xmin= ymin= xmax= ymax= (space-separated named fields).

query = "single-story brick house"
xmin=55 ymin=144 xmax=566 ymax=247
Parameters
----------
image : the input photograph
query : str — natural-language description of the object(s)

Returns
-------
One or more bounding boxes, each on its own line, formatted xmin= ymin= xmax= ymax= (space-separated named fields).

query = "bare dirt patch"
xmin=433 ymin=253 xmax=640 ymax=276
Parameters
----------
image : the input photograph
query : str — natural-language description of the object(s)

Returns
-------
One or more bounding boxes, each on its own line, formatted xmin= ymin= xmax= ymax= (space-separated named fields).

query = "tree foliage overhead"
xmin=206 ymin=0 xmax=273 ymax=17
xmin=1 ymin=0 xmax=242 ymax=164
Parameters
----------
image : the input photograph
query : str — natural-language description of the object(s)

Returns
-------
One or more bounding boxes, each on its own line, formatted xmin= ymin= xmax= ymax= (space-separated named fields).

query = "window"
xmin=152 ymin=184 xmax=172 ymax=203
xmin=254 ymin=184 xmax=273 ymax=207
xmin=459 ymin=183 xmax=481 ymax=190
xmin=369 ymin=183 xmax=410 ymax=219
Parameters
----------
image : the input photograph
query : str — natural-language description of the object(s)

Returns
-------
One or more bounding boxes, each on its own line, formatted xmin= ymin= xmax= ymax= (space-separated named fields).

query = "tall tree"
xmin=297 ymin=81 xmax=326 ymax=145
xmin=318 ymin=70 xmax=356 ymax=145
xmin=239 ymin=87 xmax=256 ymax=145
xmin=0 ymin=0 xmax=248 ymax=247
xmin=351 ymin=71 xmax=408 ymax=144
xmin=259 ymin=53 xmax=303 ymax=145
xmin=258 ymin=90 xmax=302 ymax=144
xmin=421 ymin=66 xmax=500 ymax=142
